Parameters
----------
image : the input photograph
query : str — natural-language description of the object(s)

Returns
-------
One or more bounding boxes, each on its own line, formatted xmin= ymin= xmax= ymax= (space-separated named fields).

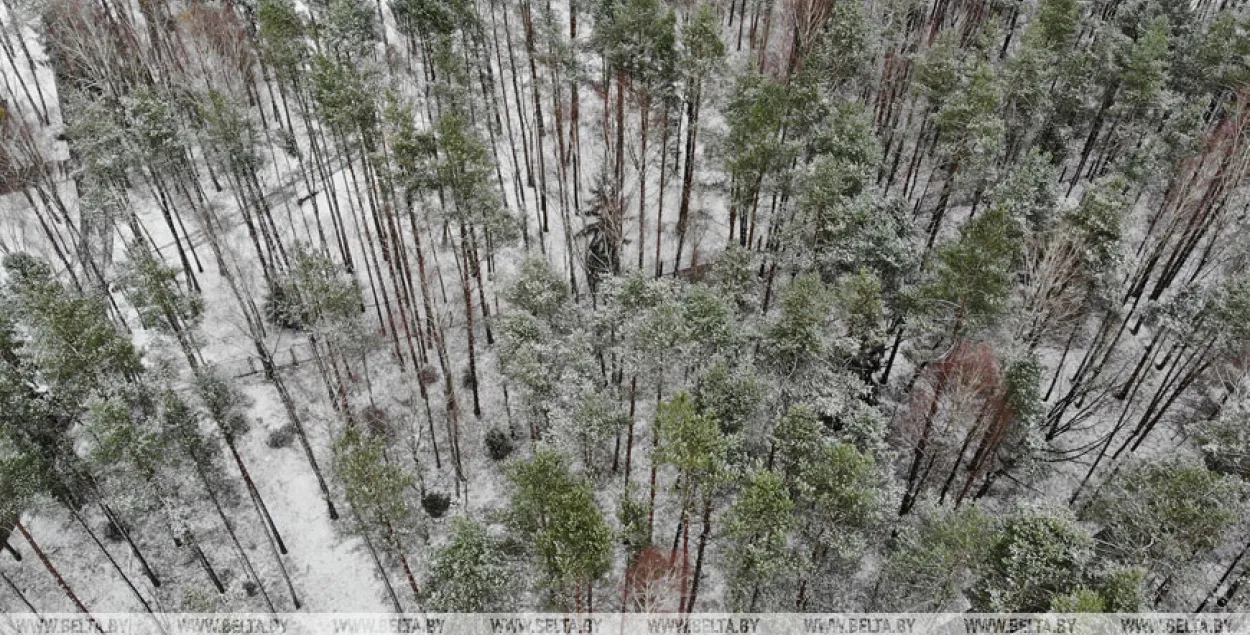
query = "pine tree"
xmin=793 ymin=102 xmax=910 ymax=286
xmin=333 ymin=426 xmax=423 ymax=609
xmin=968 ymin=507 xmax=1094 ymax=612
xmin=762 ymin=273 xmax=835 ymax=379
xmin=507 ymin=448 xmax=613 ymax=608
xmin=873 ymin=506 xmax=996 ymax=611
xmin=497 ymin=264 xmax=594 ymax=439
xmin=693 ymin=363 xmax=764 ymax=437
xmin=590 ymin=0 xmax=676 ymax=271
xmin=425 ymin=517 xmax=514 ymax=611
xmin=925 ymin=61 xmax=1005 ymax=251
xmin=724 ymin=470 xmax=795 ymax=611
xmin=1082 ymin=457 xmax=1248 ymax=607
xmin=673 ymin=4 xmax=724 ymax=272
xmin=910 ymin=203 xmax=1021 ymax=347
xmin=655 ymin=393 xmax=730 ymax=611
xmin=2 ymin=252 xmax=142 ymax=400
xmin=792 ymin=441 xmax=886 ymax=609
xmin=1194 ymin=397 xmax=1250 ymax=478
xmin=723 ymin=71 xmax=792 ymax=249
xmin=554 ymin=389 xmax=629 ymax=478
xmin=119 ymin=239 xmax=205 ymax=369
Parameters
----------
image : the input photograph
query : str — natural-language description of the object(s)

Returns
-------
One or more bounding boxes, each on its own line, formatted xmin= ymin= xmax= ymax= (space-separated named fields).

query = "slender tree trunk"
xmin=675 ymin=87 xmax=701 ymax=273
xmin=66 ymin=507 xmax=156 ymax=616
xmin=16 ymin=522 xmax=102 ymax=632
xmin=685 ymin=498 xmax=713 ymax=613
xmin=0 ymin=567 xmax=39 ymax=613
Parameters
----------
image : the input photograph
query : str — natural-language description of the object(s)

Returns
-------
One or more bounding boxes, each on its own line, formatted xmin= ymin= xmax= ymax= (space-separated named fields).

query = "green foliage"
xmin=1096 ymin=567 xmax=1146 ymax=611
xmin=724 ymin=71 xmax=794 ymax=207
xmin=799 ymin=442 xmax=883 ymax=531
xmin=256 ymin=0 xmax=306 ymax=78
xmin=725 ymin=470 xmax=796 ymax=610
xmin=769 ymin=401 xmax=885 ymax=605
xmin=193 ymin=369 xmax=251 ymax=439
xmin=680 ymin=283 xmax=740 ymax=357
xmin=1050 ymin=587 xmax=1106 ymax=612
xmin=1033 ymin=0 xmax=1080 ymax=51
xmin=197 ymin=91 xmax=263 ymax=175
xmin=0 ymin=431 xmax=52 ymax=516
xmin=83 ymin=389 xmax=167 ymax=481
xmin=496 ymin=305 xmax=593 ymax=434
xmin=384 ymin=99 xmax=441 ymax=194
xmin=267 ymin=245 xmax=361 ymax=333
xmin=429 ymin=113 xmax=515 ymax=239
xmin=1083 ymin=457 xmax=1248 ymax=579
xmin=807 ymin=102 xmax=880 ymax=194
xmin=1064 ymin=177 xmax=1128 ymax=274
xmin=0 ymin=310 xmax=72 ymax=507
xmin=914 ymin=204 xmax=1021 ymax=336
xmin=1118 ymin=16 xmax=1171 ymax=109
xmin=935 ymin=61 xmax=1004 ymax=175
xmin=985 ymin=354 xmax=1047 ymax=484
xmin=333 ymin=426 xmax=418 ymax=540
xmin=989 ymin=148 xmax=1058 ymax=233
xmin=875 ymin=506 xmax=996 ymax=611
xmin=835 ymin=401 xmax=889 ymax=454
xmin=1172 ymin=13 xmax=1250 ymax=97
xmin=16 ymin=0 xmax=1250 ymax=613
xmin=595 ymin=0 xmax=678 ymax=94
xmin=693 ymin=363 xmax=763 ymax=436
xmin=497 ymin=315 xmax=560 ymax=418
xmin=556 ymin=389 xmax=628 ymax=477
xmin=2 ymin=253 xmax=142 ymax=399
xmin=681 ymin=3 xmax=724 ymax=82
xmin=1198 ymin=274 xmax=1250 ymax=355
xmin=1195 ymin=398 xmax=1250 ymax=476
xmin=507 ymin=449 xmax=613 ymax=593
xmin=801 ymin=1 xmax=871 ymax=91
xmin=606 ymin=275 xmax=695 ymax=381
xmin=914 ymin=33 xmax=962 ymax=104
xmin=795 ymin=103 xmax=911 ymax=290
xmin=311 ymin=56 xmax=378 ymax=139
xmin=63 ymin=92 xmax=132 ymax=185
xmin=618 ymin=483 xmax=651 ymax=561
xmin=505 ymin=258 xmax=571 ymax=323
xmin=772 ymin=405 xmax=825 ymax=486
xmin=835 ymin=269 xmax=885 ymax=344
xmin=391 ymin=0 xmax=477 ymax=39
xmin=969 ymin=508 xmax=1094 ymax=612
xmin=763 ymin=273 xmax=835 ymax=375
xmin=315 ymin=0 xmax=377 ymax=57
xmin=159 ymin=390 xmax=223 ymax=479
xmin=122 ymin=88 xmax=186 ymax=168
xmin=1045 ymin=560 xmax=1143 ymax=613
xmin=120 ymin=240 xmax=203 ymax=334
xmin=707 ymin=244 xmax=758 ymax=312
xmin=656 ymin=394 xmax=729 ymax=496
xmin=264 ymin=283 xmax=306 ymax=331
xmin=1003 ymin=355 xmax=1044 ymax=426
xmin=426 ymin=517 xmax=513 ymax=611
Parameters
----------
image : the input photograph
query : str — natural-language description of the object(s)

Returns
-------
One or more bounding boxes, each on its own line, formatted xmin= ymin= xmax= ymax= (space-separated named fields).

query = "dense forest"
xmin=2 ymin=0 xmax=1250 ymax=615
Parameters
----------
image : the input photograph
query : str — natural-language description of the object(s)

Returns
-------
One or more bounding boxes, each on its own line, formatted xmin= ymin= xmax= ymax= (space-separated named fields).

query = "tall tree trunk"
xmin=16 ymin=522 xmax=102 ymax=632
xmin=675 ymin=87 xmax=701 ymax=272
xmin=685 ymin=498 xmax=713 ymax=613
